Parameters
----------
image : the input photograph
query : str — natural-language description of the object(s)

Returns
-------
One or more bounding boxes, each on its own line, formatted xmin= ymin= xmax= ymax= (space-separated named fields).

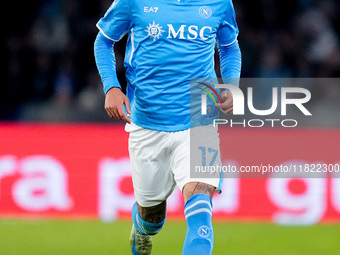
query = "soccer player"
xmin=94 ymin=0 xmax=241 ymax=254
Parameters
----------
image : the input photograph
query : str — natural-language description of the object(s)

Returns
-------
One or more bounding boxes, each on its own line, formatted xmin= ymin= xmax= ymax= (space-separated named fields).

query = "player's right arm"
xmin=94 ymin=32 xmax=131 ymax=123
xmin=105 ymin=87 xmax=131 ymax=124
xmin=94 ymin=0 xmax=133 ymax=123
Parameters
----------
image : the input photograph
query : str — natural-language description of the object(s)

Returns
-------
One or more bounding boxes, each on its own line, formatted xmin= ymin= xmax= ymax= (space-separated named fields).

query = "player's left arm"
xmin=216 ymin=40 xmax=242 ymax=114
xmin=215 ymin=0 xmax=242 ymax=114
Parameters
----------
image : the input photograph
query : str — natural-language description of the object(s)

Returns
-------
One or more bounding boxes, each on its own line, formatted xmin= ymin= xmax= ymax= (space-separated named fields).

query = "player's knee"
xmin=132 ymin=201 xmax=166 ymax=236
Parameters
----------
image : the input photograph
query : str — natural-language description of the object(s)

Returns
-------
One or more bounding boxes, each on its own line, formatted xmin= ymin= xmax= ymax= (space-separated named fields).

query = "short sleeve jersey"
xmin=97 ymin=0 xmax=239 ymax=131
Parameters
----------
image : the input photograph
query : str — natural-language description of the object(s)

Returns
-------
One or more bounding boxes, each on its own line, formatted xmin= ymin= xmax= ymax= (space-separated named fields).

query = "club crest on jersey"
xmin=199 ymin=6 xmax=212 ymax=18
xmin=145 ymin=21 xmax=165 ymax=41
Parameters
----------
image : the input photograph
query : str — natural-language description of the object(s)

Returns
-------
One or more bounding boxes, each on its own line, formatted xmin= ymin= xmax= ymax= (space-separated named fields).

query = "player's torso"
xmin=123 ymin=0 xmax=229 ymax=131
xmin=124 ymin=0 xmax=228 ymax=88
xmin=128 ymin=0 xmax=227 ymax=44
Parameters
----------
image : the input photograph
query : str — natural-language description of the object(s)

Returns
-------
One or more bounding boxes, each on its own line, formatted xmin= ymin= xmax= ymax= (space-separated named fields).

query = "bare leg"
xmin=182 ymin=182 xmax=215 ymax=202
xmin=137 ymin=200 xmax=167 ymax=223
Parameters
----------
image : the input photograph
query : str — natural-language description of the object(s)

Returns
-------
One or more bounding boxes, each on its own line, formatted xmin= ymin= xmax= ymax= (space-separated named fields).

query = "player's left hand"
xmin=216 ymin=90 xmax=233 ymax=114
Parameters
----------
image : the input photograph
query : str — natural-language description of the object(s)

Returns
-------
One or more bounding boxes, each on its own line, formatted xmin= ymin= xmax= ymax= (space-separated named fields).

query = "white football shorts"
xmin=125 ymin=123 xmax=222 ymax=207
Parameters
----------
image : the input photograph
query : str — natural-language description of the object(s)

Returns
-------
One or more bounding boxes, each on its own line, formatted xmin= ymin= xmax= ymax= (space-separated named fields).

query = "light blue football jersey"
xmin=97 ymin=0 xmax=239 ymax=131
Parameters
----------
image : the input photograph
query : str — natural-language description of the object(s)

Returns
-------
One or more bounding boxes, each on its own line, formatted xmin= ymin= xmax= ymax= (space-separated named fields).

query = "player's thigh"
xmin=172 ymin=125 xmax=222 ymax=199
xmin=128 ymin=124 xmax=176 ymax=207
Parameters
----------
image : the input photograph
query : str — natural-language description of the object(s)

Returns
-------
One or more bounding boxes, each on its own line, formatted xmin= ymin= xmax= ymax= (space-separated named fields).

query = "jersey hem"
xmin=132 ymin=120 xmax=190 ymax=132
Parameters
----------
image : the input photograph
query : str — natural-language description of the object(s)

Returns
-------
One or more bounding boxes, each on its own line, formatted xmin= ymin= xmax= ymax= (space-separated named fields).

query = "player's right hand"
xmin=104 ymin=87 xmax=131 ymax=124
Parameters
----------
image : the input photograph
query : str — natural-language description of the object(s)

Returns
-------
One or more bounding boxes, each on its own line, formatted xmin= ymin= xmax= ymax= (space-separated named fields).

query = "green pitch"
xmin=1 ymin=219 xmax=339 ymax=255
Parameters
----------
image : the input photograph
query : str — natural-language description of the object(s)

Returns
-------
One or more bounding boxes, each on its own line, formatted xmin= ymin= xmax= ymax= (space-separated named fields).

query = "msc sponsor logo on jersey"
xmin=145 ymin=21 xmax=212 ymax=41
xmin=145 ymin=21 xmax=165 ymax=41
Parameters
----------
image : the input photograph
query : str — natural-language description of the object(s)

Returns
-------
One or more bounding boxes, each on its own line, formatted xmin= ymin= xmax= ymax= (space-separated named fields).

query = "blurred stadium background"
xmin=1 ymin=0 xmax=340 ymax=254
xmin=1 ymin=0 xmax=340 ymax=122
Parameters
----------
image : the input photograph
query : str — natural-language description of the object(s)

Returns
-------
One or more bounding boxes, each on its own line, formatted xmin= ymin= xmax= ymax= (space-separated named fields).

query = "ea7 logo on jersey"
xmin=144 ymin=7 xmax=159 ymax=12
